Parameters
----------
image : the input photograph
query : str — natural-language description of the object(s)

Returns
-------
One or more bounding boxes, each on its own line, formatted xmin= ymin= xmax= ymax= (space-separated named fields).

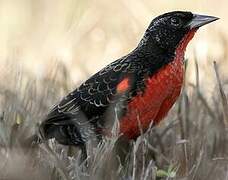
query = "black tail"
xmin=39 ymin=112 xmax=99 ymax=147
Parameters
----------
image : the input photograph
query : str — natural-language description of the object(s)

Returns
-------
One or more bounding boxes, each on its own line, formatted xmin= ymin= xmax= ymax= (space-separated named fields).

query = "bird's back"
xmin=40 ymin=47 xmax=174 ymax=145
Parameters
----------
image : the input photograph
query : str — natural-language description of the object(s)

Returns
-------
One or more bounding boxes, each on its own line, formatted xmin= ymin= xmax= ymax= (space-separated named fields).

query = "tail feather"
xmin=39 ymin=112 xmax=99 ymax=146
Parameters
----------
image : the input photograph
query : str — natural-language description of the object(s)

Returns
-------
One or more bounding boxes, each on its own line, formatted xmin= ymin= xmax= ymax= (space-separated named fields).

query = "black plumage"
xmin=39 ymin=11 xmax=217 ymax=148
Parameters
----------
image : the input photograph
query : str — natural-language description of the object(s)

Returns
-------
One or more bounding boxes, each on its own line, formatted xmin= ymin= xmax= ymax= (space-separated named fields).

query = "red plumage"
xmin=120 ymin=30 xmax=196 ymax=138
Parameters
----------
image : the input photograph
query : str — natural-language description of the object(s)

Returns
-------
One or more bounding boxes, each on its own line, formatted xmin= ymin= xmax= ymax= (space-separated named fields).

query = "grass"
xmin=0 ymin=57 xmax=228 ymax=180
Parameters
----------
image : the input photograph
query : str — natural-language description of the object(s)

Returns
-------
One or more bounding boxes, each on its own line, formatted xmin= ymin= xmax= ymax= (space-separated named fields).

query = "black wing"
xmin=53 ymin=56 xmax=135 ymax=117
xmin=40 ymin=55 xmax=143 ymax=144
xmin=39 ymin=47 xmax=173 ymax=145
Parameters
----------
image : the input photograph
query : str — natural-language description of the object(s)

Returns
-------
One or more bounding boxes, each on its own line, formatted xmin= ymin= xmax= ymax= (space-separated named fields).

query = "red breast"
xmin=119 ymin=29 xmax=197 ymax=139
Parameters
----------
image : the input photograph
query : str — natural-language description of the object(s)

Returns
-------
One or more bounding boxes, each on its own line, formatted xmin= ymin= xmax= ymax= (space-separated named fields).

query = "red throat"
xmin=176 ymin=29 xmax=197 ymax=55
xmin=118 ymin=29 xmax=198 ymax=139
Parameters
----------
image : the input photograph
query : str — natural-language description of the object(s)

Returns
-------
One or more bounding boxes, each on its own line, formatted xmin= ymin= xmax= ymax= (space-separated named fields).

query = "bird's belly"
xmin=119 ymin=58 xmax=184 ymax=139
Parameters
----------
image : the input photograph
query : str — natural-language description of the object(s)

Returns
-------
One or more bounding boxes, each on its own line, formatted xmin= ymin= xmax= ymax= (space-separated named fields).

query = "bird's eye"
xmin=170 ymin=17 xmax=181 ymax=26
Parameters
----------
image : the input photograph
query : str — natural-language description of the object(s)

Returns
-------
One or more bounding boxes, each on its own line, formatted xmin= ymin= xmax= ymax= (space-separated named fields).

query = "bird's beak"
xmin=187 ymin=14 xmax=219 ymax=29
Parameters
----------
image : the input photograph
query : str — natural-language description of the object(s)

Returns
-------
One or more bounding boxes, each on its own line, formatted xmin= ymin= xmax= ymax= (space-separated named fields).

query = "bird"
xmin=38 ymin=11 xmax=218 ymax=152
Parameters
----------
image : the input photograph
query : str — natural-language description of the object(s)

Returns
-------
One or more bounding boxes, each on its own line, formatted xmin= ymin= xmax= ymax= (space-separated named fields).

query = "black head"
xmin=141 ymin=11 xmax=219 ymax=51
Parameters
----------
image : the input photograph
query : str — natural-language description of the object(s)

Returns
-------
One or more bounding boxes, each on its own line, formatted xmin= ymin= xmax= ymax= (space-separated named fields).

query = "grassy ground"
xmin=0 ymin=59 xmax=228 ymax=180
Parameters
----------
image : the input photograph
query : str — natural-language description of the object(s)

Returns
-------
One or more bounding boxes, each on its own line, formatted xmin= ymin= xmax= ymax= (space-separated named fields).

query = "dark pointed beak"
xmin=188 ymin=14 xmax=219 ymax=29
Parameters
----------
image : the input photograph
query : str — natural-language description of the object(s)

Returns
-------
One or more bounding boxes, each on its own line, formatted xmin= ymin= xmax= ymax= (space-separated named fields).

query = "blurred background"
xmin=0 ymin=1 xmax=228 ymax=179
xmin=0 ymin=0 xmax=227 ymax=95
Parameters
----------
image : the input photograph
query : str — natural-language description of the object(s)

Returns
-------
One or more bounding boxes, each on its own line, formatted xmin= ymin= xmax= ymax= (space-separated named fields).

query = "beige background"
xmin=0 ymin=0 xmax=226 ymax=95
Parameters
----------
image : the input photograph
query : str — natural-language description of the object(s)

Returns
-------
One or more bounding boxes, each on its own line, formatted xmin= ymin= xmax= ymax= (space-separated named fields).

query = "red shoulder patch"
xmin=116 ymin=78 xmax=130 ymax=93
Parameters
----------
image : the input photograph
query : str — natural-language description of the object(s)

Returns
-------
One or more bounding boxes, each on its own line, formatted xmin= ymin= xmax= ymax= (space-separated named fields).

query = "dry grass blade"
xmin=1 ymin=53 xmax=228 ymax=179
xmin=40 ymin=143 xmax=71 ymax=180
xmin=213 ymin=61 xmax=228 ymax=127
